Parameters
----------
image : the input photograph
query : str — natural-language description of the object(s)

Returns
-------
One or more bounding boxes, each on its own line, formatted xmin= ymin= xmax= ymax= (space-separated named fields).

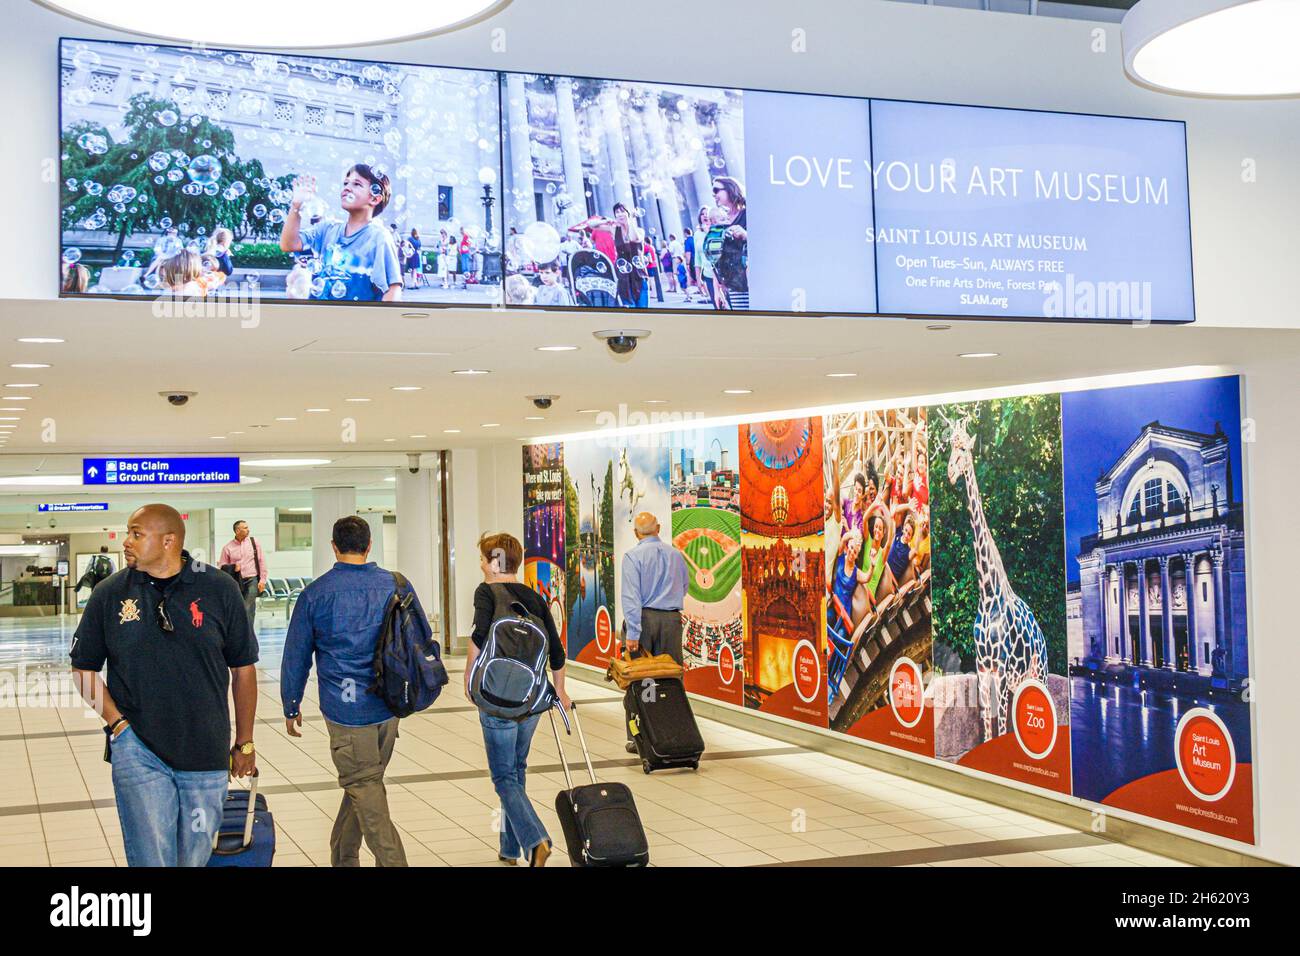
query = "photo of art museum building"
xmin=1067 ymin=416 xmax=1249 ymax=693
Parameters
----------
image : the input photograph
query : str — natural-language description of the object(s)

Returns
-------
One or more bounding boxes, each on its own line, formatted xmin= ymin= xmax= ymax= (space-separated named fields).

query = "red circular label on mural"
xmin=888 ymin=657 xmax=924 ymax=728
xmin=1175 ymin=709 xmax=1236 ymax=802
xmin=718 ymin=642 xmax=736 ymax=685
xmin=1011 ymin=680 xmax=1057 ymax=760
xmin=594 ymin=606 xmax=612 ymax=654
xmin=792 ymin=639 xmax=821 ymax=704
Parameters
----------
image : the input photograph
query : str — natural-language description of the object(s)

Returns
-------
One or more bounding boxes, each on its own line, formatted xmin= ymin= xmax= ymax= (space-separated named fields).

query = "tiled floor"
xmin=0 ymin=614 xmax=1186 ymax=867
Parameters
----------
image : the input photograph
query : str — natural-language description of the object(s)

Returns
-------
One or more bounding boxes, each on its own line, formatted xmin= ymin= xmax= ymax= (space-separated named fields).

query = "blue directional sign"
xmin=82 ymin=457 xmax=240 ymax=486
xmin=39 ymin=502 xmax=109 ymax=513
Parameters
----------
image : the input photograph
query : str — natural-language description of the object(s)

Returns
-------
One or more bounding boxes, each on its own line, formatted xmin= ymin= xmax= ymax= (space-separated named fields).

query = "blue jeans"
xmin=109 ymin=726 xmax=228 ymax=867
xmin=478 ymin=712 xmax=548 ymax=860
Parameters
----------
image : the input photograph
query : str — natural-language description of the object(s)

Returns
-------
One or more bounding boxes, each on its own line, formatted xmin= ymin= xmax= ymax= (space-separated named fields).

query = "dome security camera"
xmin=406 ymin=453 xmax=421 ymax=475
xmin=528 ymin=395 xmax=557 ymax=410
xmin=160 ymin=390 xmax=197 ymax=407
xmin=594 ymin=329 xmax=651 ymax=358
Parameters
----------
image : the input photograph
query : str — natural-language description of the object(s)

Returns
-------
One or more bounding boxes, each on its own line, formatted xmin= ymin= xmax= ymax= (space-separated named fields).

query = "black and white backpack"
xmin=468 ymin=584 xmax=555 ymax=721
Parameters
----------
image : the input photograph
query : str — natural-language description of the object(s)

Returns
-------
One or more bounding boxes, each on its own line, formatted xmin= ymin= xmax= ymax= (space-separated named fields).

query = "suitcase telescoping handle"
xmin=211 ymin=768 xmax=259 ymax=852
xmin=548 ymin=702 xmax=598 ymax=789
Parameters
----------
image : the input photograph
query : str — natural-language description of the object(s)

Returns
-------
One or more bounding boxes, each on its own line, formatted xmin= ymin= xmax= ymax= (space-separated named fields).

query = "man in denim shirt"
xmin=281 ymin=516 xmax=430 ymax=867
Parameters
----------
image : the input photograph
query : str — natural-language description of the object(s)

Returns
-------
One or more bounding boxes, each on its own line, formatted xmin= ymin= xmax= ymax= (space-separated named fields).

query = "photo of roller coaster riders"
xmin=823 ymin=408 xmax=934 ymax=747
xmin=499 ymin=73 xmax=747 ymax=311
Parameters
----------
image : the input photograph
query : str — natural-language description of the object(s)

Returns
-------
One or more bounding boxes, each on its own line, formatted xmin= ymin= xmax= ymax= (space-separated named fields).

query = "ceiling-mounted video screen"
xmin=58 ymin=38 xmax=502 ymax=305
xmin=497 ymin=74 xmax=875 ymax=315
xmin=57 ymin=37 xmax=1193 ymax=323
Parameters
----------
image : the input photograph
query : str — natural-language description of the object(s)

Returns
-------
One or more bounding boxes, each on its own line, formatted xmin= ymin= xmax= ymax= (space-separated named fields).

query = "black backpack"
xmin=369 ymin=572 xmax=449 ymax=718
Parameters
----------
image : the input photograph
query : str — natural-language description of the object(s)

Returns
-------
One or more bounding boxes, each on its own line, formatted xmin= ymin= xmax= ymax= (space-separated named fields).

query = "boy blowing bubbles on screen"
xmin=279 ymin=165 xmax=404 ymax=302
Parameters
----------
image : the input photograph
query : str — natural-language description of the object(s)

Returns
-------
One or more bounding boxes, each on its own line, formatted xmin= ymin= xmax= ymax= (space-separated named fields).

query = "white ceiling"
xmin=1 ymin=296 xmax=1297 ymax=472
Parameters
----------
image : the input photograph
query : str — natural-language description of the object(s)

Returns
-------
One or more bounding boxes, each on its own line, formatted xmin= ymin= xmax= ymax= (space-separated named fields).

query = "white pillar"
xmin=361 ymin=512 xmax=385 ymax=564
xmin=395 ymin=466 xmax=439 ymax=631
xmin=1184 ymin=552 xmax=1199 ymax=671
xmin=505 ymin=73 xmax=537 ymax=226
xmin=598 ymin=87 xmax=635 ymax=210
xmin=311 ymin=487 xmax=357 ymax=577
xmin=640 ymin=96 xmax=684 ymax=239
xmin=1159 ymin=555 xmax=1175 ymax=668
xmin=554 ymin=77 xmax=587 ymax=229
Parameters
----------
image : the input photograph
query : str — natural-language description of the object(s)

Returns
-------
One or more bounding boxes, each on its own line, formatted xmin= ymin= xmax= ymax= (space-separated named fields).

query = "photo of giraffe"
xmin=928 ymin=394 xmax=1071 ymax=794
xmin=823 ymin=407 xmax=934 ymax=755
xmin=1063 ymin=375 xmax=1254 ymax=844
xmin=740 ymin=417 xmax=827 ymax=727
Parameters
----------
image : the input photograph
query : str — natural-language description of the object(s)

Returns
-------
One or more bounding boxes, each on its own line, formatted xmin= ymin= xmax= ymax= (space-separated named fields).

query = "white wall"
xmin=5 ymin=0 xmax=1299 ymax=330
xmin=212 ymin=507 xmax=312 ymax=578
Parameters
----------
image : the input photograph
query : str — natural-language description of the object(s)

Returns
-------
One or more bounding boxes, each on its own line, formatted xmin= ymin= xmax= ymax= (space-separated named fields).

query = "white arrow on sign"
xmin=87 ymin=466 xmax=99 ymax=478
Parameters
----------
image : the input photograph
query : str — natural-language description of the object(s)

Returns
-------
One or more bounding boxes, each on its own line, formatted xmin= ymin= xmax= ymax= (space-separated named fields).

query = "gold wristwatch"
xmin=232 ymin=741 xmax=255 ymax=756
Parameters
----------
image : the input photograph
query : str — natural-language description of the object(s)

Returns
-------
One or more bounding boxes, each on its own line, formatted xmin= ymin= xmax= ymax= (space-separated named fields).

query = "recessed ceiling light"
xmin=392 ymin=386 xmax=423 ymax=392
xmin=210 ymin=436 xmax=226 ymax=440
xmin=9 ymin=364 xmax=49 ymax=369
xmin=0 ymin=416 xmax=21 ymax=421
xmin=926 ymin=324 xmax=952 ymax=331
xmin=2 ymin=396 xmax=33 ymax=401
xmin=825 ymin=372 xmax=857 ymax=378
xmin=577 ymin=408 xmax=600 ymax=414
xmin=241 ymin=458 xmax=332 ymax=467
xmin=275 ymin=417 xmax=298 ymax=422
xmin=723 ymin=388 xmax=752 ymax=395
xmin=0 ymin=407 xmax=25 ymax=411
xmin=230 ymin=431 xmax=245 ymax=435
xmin=524 ymin=416 xmax=545 ymax=421
xmin=644 ymin=399 xmax=668 ymax=405
xmin=239 ymin=475 xmax=263 ymax=484
xmin=401 ymin=312 xmax=430 ymax=319
xmin=306 ymin=408 xmax=331 ymax=413
xmin=1123 ymin=0 xmax=1300 ymax=97
xmin=384 ymin=476 xmax=396 ymax=482
xmin=958 ymin=352 xmax=1000 ymax=359
xmin=536 ymin=345 xmax=579 ymax=352
xmin=410 ymin=434 xmax=428 ymax=439
xmin=40 ymin=0 xmax=508 ymax=49
xmin=443 ymin=428 xmax=462 ymax=434
xmin=4 ymin=384 xmax=40 ymax=389
xmin=452 ymin=369 xmax=492 ymax=376
xmin=0 ymin=475 xmax=82 ymax=486
xmin=0 ymin=425 xmax=18 ymax=430
xmin=345 ymin=398 xmax=372 ymax=403
xmin=16 ymin=338 xmax=64 ymax=344
xmin=383 ymin=438 xmax=397 ymax=442
xmin=481 ymin=423 xmax=501 ymax=428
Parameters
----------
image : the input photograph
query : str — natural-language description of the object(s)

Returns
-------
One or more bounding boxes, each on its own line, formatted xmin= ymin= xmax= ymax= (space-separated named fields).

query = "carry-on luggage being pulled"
xmin=549 ymin=704 xmax=649 ymax=868
xmin=625 ymin=676 xmax=705 ymax=774
xmin=206 ymin=770 xmax=276 ymax=867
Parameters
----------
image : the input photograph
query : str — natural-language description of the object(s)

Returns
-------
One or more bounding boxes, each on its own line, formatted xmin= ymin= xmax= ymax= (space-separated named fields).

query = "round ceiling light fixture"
xmin=1123 ymin=0 xmax=1300 ymax=97
xmin=37 ymin=0 xmax=510 ymax=49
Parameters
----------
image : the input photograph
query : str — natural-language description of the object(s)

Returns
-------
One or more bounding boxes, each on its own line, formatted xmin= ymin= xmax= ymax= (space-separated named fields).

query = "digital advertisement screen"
xmin=498 ymin=74 xmax=875 ymax=315
xmin=57 ymin=39 xmax=1193 ymax=323
xmin=870 ymin=100 xmax=1194 ymax=323
xmin=59 ymin=38 xmax=502 ymax=305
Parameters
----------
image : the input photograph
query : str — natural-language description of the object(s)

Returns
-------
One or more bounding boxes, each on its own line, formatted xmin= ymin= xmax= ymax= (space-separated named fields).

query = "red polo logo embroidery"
xmin=190 ymin=600 xmax=204 ymax=628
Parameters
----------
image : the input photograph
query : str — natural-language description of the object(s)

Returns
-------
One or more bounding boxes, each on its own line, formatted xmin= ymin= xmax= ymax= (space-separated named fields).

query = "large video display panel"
xmin=59 ymin=38 xmax=502 ymax=304
xmin=870 ymin=100 xmax=1194 ymax=322
xmin=498 ymin=74 xmax=875 ymax=315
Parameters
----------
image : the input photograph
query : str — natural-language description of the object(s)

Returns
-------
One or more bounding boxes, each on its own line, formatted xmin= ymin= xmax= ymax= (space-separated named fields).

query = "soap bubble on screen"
xmin=252 ymin=204 xmax=267 ymax=219
xmin=330 ymin=280 xmax=348 ymax=299
xmin=62 ymin=248 xmax=82 ymax=264
xmin=155 ymin=109 xmax=179 ymax=127
xmin=545 ymin=183 xmax=557 ymax=195
xmin=181 ymin=183 xmax=202 ymax=196
xmin=522 ymin=222 xmax=561 ymax=263
xmin=65 ymin=178 xmax=79 ymax=191
xmin=167 ymin=169 xmax=185 ymax=182
xmin=187 ymin=154 xmax=222 ymax=185
xmin=71 ymin=48 xmax=102 ymax=72
xmin=311 ymin=278 xmax=326 ymax=297
xmin=148 ymin=151 xmax=171 ymax=171
xmin=154 ymin=236 xmax=184 ymax=258
xmin=301 ymin=197 xmax=327 ymax=221
xmin=229 ymin=181 xmax=247 ymax=197
xmin=83 ymin=181 xmax=103 ymax=196
xmin=142 ymin=273 xmax=160 ymax=290
xmin=80 ymin=210 xmax=107 ymax=230
xmin=616 ymin=259 xmax=632 ymax=275
xmin=269 ymin=208 xmax=286 ymax=224
xmin=159 ymin=217 xmax=173 ymax=229
xmin=203 ymin=182 xmax=220 ymax=196
xmin=336 ymin=76 xmax=354 ymax=93
xmin=113 ymin=203 xmax=126 ymax=213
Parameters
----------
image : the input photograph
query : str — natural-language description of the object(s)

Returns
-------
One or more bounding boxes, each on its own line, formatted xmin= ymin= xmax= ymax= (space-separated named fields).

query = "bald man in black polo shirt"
xmin=71 ymin=504 xmax=260 ymax=867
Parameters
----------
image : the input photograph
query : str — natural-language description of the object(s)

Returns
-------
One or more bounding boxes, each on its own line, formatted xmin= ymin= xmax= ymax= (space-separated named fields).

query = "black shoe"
xmin=625 ymin=741 xmax=637 ymax=754
xmin=498 ymin=855 xmax=518 ymax=866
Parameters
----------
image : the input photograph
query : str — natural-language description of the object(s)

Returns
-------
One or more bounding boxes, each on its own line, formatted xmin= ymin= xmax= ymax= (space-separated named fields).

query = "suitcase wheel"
xmin=642 ymin=760 xmax=653 ymax=775
xmin=690 ymin=760 xmax=700 ymax=771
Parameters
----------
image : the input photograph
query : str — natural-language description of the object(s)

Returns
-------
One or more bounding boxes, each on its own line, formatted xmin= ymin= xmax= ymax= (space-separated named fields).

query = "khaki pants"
xmin=324 ymin=717 xmax=407 ymax=867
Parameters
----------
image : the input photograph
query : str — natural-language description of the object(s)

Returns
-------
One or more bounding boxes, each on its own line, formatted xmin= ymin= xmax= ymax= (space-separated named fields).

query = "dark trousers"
xmin=627 ymin=608 xmax=683 ymax=740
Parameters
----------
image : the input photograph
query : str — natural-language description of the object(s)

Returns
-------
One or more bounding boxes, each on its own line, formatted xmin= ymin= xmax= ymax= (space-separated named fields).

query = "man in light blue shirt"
xmin=621 ymin=511 xmax=689 ymax=751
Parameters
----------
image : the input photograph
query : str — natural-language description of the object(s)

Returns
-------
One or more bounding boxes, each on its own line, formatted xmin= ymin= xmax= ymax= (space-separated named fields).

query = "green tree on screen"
xmin=929 ymin=394 xmax=1067 ymax=675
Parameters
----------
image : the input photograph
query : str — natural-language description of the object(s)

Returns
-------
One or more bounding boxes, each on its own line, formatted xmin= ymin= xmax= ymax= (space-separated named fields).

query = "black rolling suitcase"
xmin=625 ymin=676 xmax=705 ymax=774
xmin=549 ymin=704 xmax=649 ymax=868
